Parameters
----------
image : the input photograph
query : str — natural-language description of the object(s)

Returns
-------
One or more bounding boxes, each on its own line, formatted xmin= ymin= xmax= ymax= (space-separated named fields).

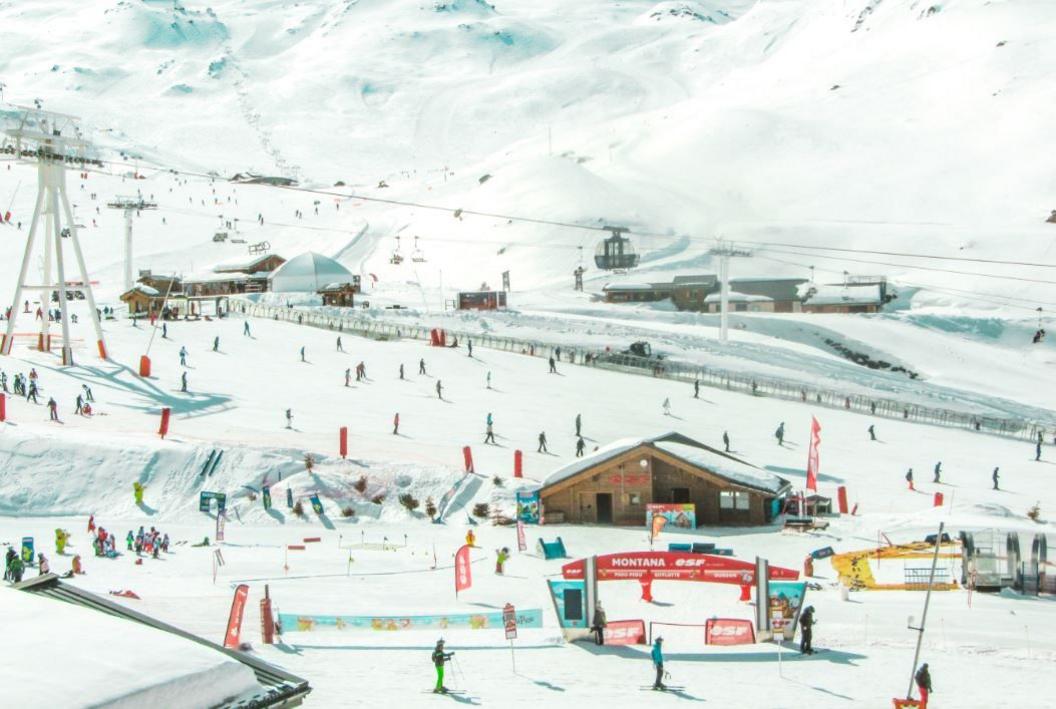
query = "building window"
xmin=720 ymin=491 xmax=750 ymax=510
xmin=629 ymin=493 xmax=642 ymax=505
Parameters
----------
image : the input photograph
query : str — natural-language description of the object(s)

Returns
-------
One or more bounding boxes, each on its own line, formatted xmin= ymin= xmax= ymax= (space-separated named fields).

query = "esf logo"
xmin=673 ymin=558 xmax=708 ymax=568
xmin=709 ymin=625 xmax=750 ymax=637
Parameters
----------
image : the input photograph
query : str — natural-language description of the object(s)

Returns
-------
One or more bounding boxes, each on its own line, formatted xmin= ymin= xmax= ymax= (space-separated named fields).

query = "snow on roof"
xmin=703 ymin=291 xmax=773 ymax=302
xmin=3 ymin=588 xmax=260 ymax=708
xmin=183 ymin=271 xmax=254 ymax=283
xmin=269 ymin=251 xmax=354 ymax=293
xmin=653 ymin=441 xmax=789 ymax=494
xmin=213 ymin=254 xmax=278 ymax=273
xmin=802 ymin=283 xmax=882 ymax=306
xmin=541 ymin=434 xmax=666 ymax=489
xmin=127 ymin=283 xmax=160 ymax=297
xmin=603 ymin=282 xmax=672 ymax=291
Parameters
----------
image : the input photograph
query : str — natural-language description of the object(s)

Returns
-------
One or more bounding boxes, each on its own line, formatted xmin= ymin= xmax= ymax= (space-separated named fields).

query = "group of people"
xmin=126 ymin=526 xmax=170 ymax=558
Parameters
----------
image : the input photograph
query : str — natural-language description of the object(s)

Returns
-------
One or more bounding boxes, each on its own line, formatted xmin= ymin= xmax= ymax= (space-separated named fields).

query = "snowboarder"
xmin=662 ymin=398 xmax=671 ymax=416
xmin=243 ymin=321 xmax=250 ymax=336
xmin=495 ymin=547 xmax=509 ymax=574
xmin=722 ymin=431 xmax=730 ymax=452
xmin=591 ymin=602 xmax=607 ymax=645
xmin=575 ymin=413 xmax=582 ymax=437
xmin=799 ymin=605 xmax=815 ymax=654
xmin=992 ymin=466 xmax=1000 ymax=490
xmin=393 ymin=413 xmax=400 ymax=435
xmin=915 ymin=662 xmax=932 ymax=708
xmin=1036 ymin=431 xmax=1043 ymax=461
xmin=285 ymin=409 xmax=293 ymax=429
xmin=181 ymin=371 xmax=188 ymax=392
xmin=537 ymin=431 xmax=548 ymax=453
xmin=419 ymin=358 xmax=427 ymax=375
xmin=651 ymin=637 xmax=666 ymax=690
xmin=933 ymin=461 xmax=942 ymax=483
xmin=431 ymin=640 xmax=454 ymax=694
xmin=906 ymin=468 xmax=915 ymax=491
xmin=868 ymin=424 xmax=876 ymax=441
xmin=336 ymin=336 xmax=343 ymax=352
xmin=213 ymin=336 xmax=219 ymax=352
xmin=436 ymin=380 xmax=443 ymax=399
xmin=693 ymin=379 xmax=700 ymax=399
xmin=775 ymin=422 xmax=785 ymax=446
xmin=548 ymin=356 xmax=557 ymax=374
xmin=179 ymin=346 xmax=187 ymax=366
xmin=47 ymin=397 xmax=57 ymax=421
xmin=576 ymin=436 xmax=585 ymax=457
xmin=133 ymin=481 xmax=144 ymax=505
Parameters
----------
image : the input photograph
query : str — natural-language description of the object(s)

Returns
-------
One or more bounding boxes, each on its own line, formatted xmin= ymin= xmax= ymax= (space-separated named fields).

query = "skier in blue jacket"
xmin=651 ymin=636 xmax=665 ymax=690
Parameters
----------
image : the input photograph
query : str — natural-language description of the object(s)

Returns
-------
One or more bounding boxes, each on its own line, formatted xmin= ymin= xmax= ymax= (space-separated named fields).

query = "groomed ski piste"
xmin=2 ymin=0 xmax=1056 ymax=707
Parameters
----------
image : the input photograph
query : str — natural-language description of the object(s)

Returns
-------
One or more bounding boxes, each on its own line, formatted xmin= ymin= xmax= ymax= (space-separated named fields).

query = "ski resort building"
xmin=457 ymin=290 xmax=508 ymax=310
xmin=183 ymin=254 xmax=285 ymax=297
xmin=602 ymin=282 xmax=675 ymax=303
xmin=269 ymin=252 xmax=355 ymax=293
xmin=317 ymin=280 xmax=361 ymax=307
xmin=800 ymin=282 xmax=888 ymax=313
xmin=537 ymin=432 xmax=790 ymax=527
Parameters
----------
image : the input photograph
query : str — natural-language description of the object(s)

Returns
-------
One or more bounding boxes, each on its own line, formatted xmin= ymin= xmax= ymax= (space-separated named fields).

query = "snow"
xmin=213 ymin=255 xmax=278 ymax=273
xmin=2 ymin=588 xmax=260 ymax=709
xmin=803 ymin=283 xmax=883 ymax=306
xmin=703 ymin=291 xmax=773 ymax=303
xmin=126 ymin=284 xmax=160 ymax=297
xmin=652 ymin=441 xmax=789 ymax=494
xmin=268 ymin=252 xmax=355 ymax=293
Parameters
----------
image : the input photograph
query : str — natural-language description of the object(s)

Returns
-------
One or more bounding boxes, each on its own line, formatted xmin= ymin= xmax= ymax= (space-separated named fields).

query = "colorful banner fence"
xmin=562 ymin=551 xmax=799 ymax=585
xmin=646 ymin=503 xmax=696 ymax=531
xmin=278 ymin=609 xmax=544 ymax=633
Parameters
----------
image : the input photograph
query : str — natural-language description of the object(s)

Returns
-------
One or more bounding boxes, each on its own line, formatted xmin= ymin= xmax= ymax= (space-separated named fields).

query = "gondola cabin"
xmin=594 ymin=226 xmax=640 ymax=270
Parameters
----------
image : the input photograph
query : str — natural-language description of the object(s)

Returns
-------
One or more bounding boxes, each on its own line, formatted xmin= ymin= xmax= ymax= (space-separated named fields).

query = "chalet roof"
xmin=540 ymin=432 xmax=789 ymax=495
xmin=703 ymin=291 xmax=772 ymax=303
xmin=602 ymin=282 xmax=674 ymax=292
xmin=728 ymin=277 xmax=808 ymax=301
xmin=214 ymin=254 xmax=282 ymax=274
xmin=318 ymin=282 xmax=357 ymax=292
xmin=671 ymin=274 xmax=718 ymax=286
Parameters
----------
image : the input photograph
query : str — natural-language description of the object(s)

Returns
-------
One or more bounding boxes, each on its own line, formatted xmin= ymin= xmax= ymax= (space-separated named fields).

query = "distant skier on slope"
xmin=933 ymin=461 xmax=942 ymax=483
xmin=393 ymin=413 xmax=400 ymax=435
xmin=576 ymin=436 xmax=585 ymax=458
xmin=179 ymin=346 xmax=187 ymax=366
xmin=548 ymin=356 xmax=557 ymax=374
xmin=419 ymin=358 xmax=427 ymax=375
xmin=992 ymin=466 xmax=1000 ymax=490
xmin=431 ymin=639 xmax=454 ymax=694
xmin=906 ymin=468 xmax=914 ymax=491
xmin=285 ymin=409 xmax=293 ymax=429
xmin=436 ymin=380 xmax=443 ymax=399
xmin=775 ymin=422 xmax=785 ymax=446
xmin=722 ymin=431 xmax=730 ymax=452
xmin=538 ymin=431 xmax=548 ymax=453
xmin=693 ymin=379 xmax=700 ymax=399
xmin=213 ymin=336 xmax=219 ymax=352
xmin=868 ymin=424 xmax=876 ymax=441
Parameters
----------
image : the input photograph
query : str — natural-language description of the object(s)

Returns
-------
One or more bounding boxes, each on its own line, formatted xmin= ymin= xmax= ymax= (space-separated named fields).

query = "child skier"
xmin=651 ymin=636 xmax=666 ymax=690
xmin=495 ymin=547 xmax=510 ymax=574
xmin=431 ymin=639 xmax=454 ymax=693
xmin=915 ymin=662 xmax=932 ymax=708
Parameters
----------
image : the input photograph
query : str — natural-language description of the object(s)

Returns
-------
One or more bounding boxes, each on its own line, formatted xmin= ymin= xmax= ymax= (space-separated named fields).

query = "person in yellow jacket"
xmin=54 ymin=528 xmax=68 ymax=555
xmin=133 ymin=481 xmax=145 ymax=505
xmin=465 ymin=529 xmax=476 ymax=547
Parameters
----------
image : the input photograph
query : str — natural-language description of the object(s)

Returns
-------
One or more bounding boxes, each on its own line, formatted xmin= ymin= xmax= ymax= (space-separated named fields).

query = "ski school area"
xmin=2 ymin=307 xmax=1056 ymax=708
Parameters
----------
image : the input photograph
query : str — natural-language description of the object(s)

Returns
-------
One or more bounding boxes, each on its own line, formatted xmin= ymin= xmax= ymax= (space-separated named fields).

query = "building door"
xmin=671 ymin=488 xmax=691 ymax=504
xmin=595 ymin=493 xmax=613 ymax=524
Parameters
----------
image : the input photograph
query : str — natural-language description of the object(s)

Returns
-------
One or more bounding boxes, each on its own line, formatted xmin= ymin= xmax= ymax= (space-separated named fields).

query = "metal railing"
xmin=229 ymin=300 xmax=1053 ymax=442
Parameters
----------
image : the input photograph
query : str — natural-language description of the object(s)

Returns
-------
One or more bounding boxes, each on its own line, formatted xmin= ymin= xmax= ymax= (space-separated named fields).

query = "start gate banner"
xmin=602 ymin=619 xmax=647 ymax=645
xmin=705 ymin=618 xmax=756 ymax=646
xmin=562 ymin=551 xmax=799 ymax=585
xmin=516 ymin=491 xmax=541 ymax=524
xmin=277 ymin=608 xmax=544 ymax=633
xmin=646 ymin=503 xmax=696 ymax=531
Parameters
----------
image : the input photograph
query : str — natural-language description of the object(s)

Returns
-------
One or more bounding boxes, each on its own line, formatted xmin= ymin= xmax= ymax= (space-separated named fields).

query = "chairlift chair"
xmin=411 ymin=236 xmax=427 ymax=263
xmin=390 ymin=235 xmax=404 ymax=265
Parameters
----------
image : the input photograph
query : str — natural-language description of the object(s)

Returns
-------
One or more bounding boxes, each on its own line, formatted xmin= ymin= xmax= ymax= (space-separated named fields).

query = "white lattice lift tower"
xmin=0 ymin=107 xmax=108 ymax=365
xmin=708 ymin=239 xmax=752 ymax=343
xmin=108 ymin=195 xmax=157 ymax=291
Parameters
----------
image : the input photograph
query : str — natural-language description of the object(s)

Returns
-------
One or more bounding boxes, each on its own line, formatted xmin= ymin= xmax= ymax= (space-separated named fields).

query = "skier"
xmin=775 ymin=422 xmax=785 ymax=446
xmin=992 ymin=466 xmax=1000 ymax=490
xmin=162 ymin=323 xmax=168 ymax=339
xmin=345 ymin=368 xmax=351 ymax=387
xmin=693 ymin=379 xmax=700 ymax=399
xmin=243 ymin=321 xmax=250 ymax=336
xmin=484 ymin=417 xmax=496 ymax=445
xmin=495 ymin=547 xmax=509 ymax=574
xmin=285 ymin=409 xmax=293 ymax=429
xmin=436 ymin=380 xmax=443 ymax=399
xmin=82 ymin=384 xmax=94 ymax=402
xmin=47 ymin=397 xmax=57 ymax=421
xmin=933 ymin=461 xmax=942 ymax=483
xmin=213 ymin=336 xmax=219 ymax=352
xmin=431 ymin=639 xmax=454 ymax=694
xmin=591 ymin=602 xmax=607 ymax=645
xmin=537 ymin=431 xmax=548 ymax=453
xmin=38 ymin=553 xmax=49 ymax=576
xmin=651 ymin=636 xmax=666 ymax=690
xmin=133 ymin=481 xmax=145 ymax=505
xmin=906 ymin=468 xmax=915 ymax=491
xmin=75 ymin=394 xmax=83 ymax=415
xmin=1036 ymin=431 xmax=1043 ymax=462
xmin=28 ymin=381 xmax=39 ymax=404
xmin=467 ymin=340 xmax=473 ymax=358
xmin=179 ymin=346 xmax=187 ymax=366
xmin=336 ymin=336 xmax=343 ymax=352
xmin=399 ymin=363 xmax=405 ymax=380
xmin=548 ymin=356 xmax=557 ymax=374
xmin=868 ymin=424 xmax=876 ymax=441
xmin=393 ymin=413 xmax=400 ymax=435
xmin=799 ymin=605 xmax=815 ymax=654
xmin=300 ymin=346 xmax=306 ymax=362
xmin=126 ymin=530 xmax=134 ymax=551
xmin=722 ymin=431 xmax=730 ymax=453
xmin=575 ymin=413 xmax=582 ymax=437
xmin=915 ymin=662 xmax=932 ymax=708
xmin=55 ymin=529 xmax=67 ymax=555
xmin=576 ymin=436 xmax=585 ymax=458
xmin=662 ymin=398 xmax=671 ymax=416
xmin=419 ymin=358 xmax=427 ymax=375
xmin=181 ymin=371 xmax=188 ymax=392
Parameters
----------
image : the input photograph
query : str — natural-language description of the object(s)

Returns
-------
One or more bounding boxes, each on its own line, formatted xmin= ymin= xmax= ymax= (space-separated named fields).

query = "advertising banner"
xmin=223 ymin=584 xmax=249 ymax=648
xmin=277 ymin=608 xmax=544 ymax=633
xmin=705 ymin=618 xmax=756 ymax=646
xmin=602 ymin=619 xmax=647 ymax=645
xmin=547 ymin=579 xmax=587 ymax=629
xmin=768 ymin=581 xmax=808 ymax=640
xmin=503 ymin=603 xmax=518 ymax=640
xmin=516 ymin=520 xmax=527 ymax=552
xmin=646 ymin=503 xmax=696 ymax=530
xmin=806 ymin=417 xmax=821 ymax=492
xmin=650 ymin=515 xmax=667 ymax=542
xmin=516 ymin=491 xmax=541 ymax=524
xmin=562 ymin=551 xmax=799 ymax=585
xmin=20 ymin=537 xmax=34 ymax=565
xmin=455 ymin=544 xmax=473 ymax=596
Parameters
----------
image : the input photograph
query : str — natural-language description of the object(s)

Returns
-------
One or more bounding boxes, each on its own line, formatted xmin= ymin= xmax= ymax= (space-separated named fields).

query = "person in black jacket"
xmin=915 ymin=662 xmax=932 ymax=707
xmin=591 ymin=603 xmax=607 ymax=645
xmin=799 ymin=605 xmax=815 ymax=654
xmin=432 ymin=639 xmax=454 ymax=693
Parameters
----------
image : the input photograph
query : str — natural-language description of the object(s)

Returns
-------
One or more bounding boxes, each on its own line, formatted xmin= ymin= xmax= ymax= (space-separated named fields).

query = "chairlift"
xmin=213 ymin=231 xmax=228 ymax=243
xmin=411 ymin=236 xmax=427 ymax=263
xmin=390 ymin=235 xmax=404 ymax=265
xmin=594 ymin=225 xmax=639 ymax=270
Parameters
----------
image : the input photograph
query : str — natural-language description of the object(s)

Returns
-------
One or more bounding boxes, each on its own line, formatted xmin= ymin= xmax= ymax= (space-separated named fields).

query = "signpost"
xmin=503 ymin=603 xmax=518 ymax=673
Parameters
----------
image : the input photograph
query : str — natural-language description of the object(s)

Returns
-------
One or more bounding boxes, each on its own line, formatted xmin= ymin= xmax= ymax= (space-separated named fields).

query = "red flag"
xmin=454 ymin=544 xmax=473 ymax=596
xmin=223 ymin=584 xmax=250 ymax=648
xmin=806 ymin=416 xmax=821 ymax=492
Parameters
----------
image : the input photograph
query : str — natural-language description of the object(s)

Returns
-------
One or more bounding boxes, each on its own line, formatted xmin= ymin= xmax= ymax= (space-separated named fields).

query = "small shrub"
xmin=472 ymin=502 xmax=490 ymax=519
xmin=246 ymin=491 xmax=258 ymax=501
xmin=1027 ymin=503 xmax=1041 ymax=522
xmin=371 ymin=493 xmax=386 ymax=505
xmin=341 ymin=505 xmax=356 ymax=518
xmin=492 ymin=476 xmax=504 ymax=488
xmin=304 ymin=453 xmax=316 ymax=473
xmin=353 ymin=475 xmax=368 ymax=494
xmin=425 ymin=497 xmax=437 ymax=518
xmin=292 ymin=500 xmax=305 ymax=517
xmin=399 ymin=493 xmax=420 ymax=512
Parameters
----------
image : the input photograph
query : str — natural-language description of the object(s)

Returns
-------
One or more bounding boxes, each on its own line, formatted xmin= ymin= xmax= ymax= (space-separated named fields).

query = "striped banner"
xmin=279 ymin=608 xmax=544 ymax=633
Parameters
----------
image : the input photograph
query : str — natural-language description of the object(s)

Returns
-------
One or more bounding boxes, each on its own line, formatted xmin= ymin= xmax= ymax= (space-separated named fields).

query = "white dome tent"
xmin=268 ymin=252 xmax=354 ymax=293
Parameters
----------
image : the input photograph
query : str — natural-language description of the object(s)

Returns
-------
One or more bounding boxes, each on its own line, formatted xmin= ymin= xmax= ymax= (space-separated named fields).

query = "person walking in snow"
xmin=799 ymin=605 xmax=816 ymax=654
xmin=47 ymin=397 xmax=57 ymax=421
xmin=83 ymin=384 xmax=93 ymax=402
xmin=243 ymin=321 xmax=250 ymax=337
xmin=992 ymin=466 xmax=1000 ymax=490
xmin=1036 ymin=431 xmax=1043 ymax=462
xmin=868 ymin=424 xmax=876 ymax=441
xmin=419 ymin=358 xmax=427 ymax=376
xmin=484 ymin=414 xmax=496 ymax=444
xmin=576 ymin=436 xmax=585 ymax=457
xmin=723 ymin=431 xmax=730 ymax=452
xmin=213 ymin=336 xmax=219 ymax=352
xmin=161 ymin=323 xmax=167 ymax=339
xmin=662 ymin=398 xmax=671 ymax=416
xmin=300 ymin=346 xmax=306 ymax=362
xmin=775 ymin=422 xmax=785 ymax=446
xmin=75 ymin=394 xmax=83 ymax=415
xmin=933 ymin=461 xmax=942 ymax=483
xmin=336 ymin=336 xmax=343 ymax=352
xmin=431 ymin=640 xmax=454 ymax=694
xmin=285 ymin=409 xmax=293 ymax=429
xmin=651 ymin=637 xmax=666 ymax=690
xmin=548 ymin=356 xmax=557 ymax=374
xmin=591 ymin=602 xmax=607 ymax=645
xmin=345 ymin=368 xmax=351 ymax=387
xmin=575 ymin=413 xmax=582 ymax=437
xmin=181 ymin=371 xmax=188 ymax=392
xmin=179 ymin=346 xmax=187 ymax=366
xmin=467 ymin=340 xmax=473 ymax=358
xmin=393 ymin=413 xmax=400 ymax=435
xmin=27 ymin=380 xmax=39 ymax=404
xmin=495 ymin=547 xmax=509 ymax=574
xmin=906 ymin=468 xmax=915 ymax=491
xmin=915 ymin=662 xmax=932 ymax=708
xmin=435 ymin=380 xmax=443 ymax=399
xmin=399 ymin=363 xmax=405 ymax=380
xmin=538 ymin=431 xmax=548 ymax=453
xmin=694 ymin=379 xmax=700 ymax=399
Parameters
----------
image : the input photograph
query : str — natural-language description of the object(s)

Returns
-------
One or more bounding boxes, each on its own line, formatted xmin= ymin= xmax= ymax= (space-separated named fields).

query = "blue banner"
xmin=547 ymin=579 xmax=587 ymax=629
xmin=279 ymin=608 xmax=544 ymax=633
xmin=21 ymin=537 xmax=34 ymax=565
xmin=516 ymin=491 xmax=541 ymax=524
